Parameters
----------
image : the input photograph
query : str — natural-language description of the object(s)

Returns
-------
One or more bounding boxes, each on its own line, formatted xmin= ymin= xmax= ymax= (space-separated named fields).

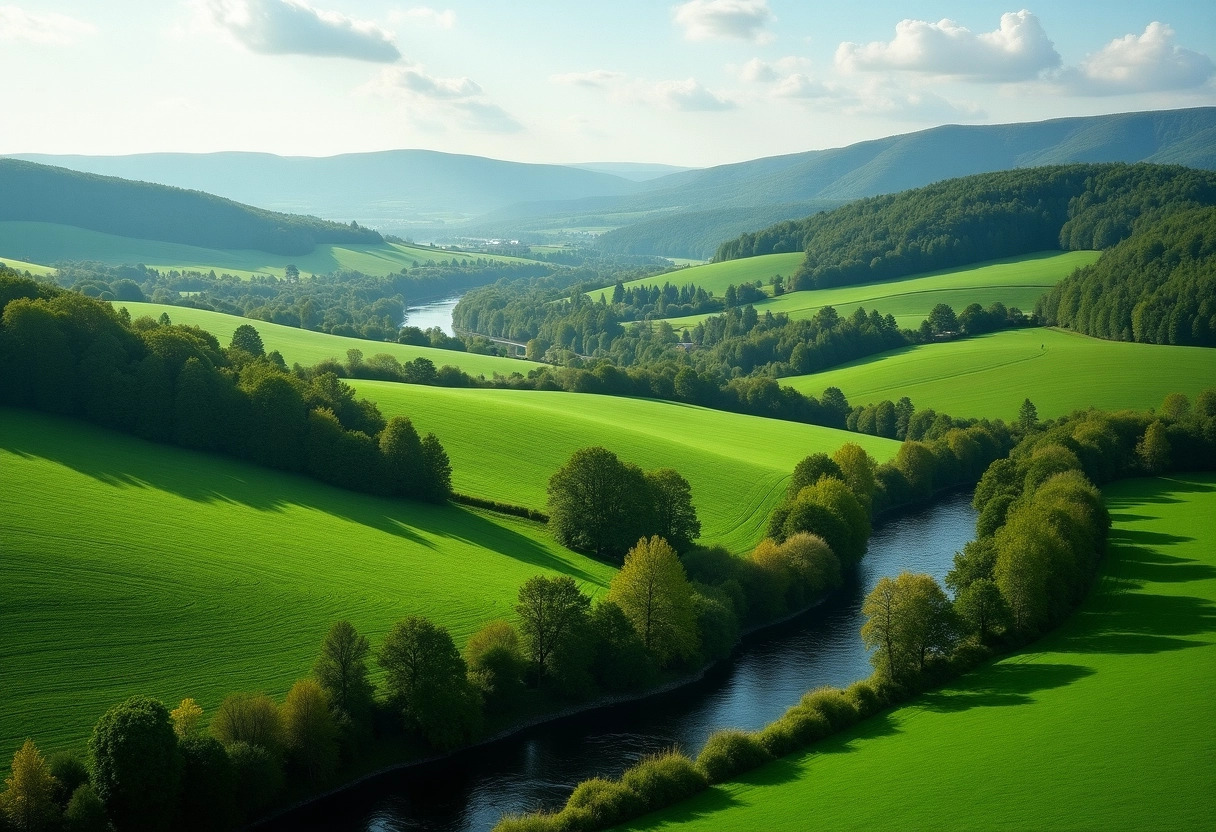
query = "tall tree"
xmin=379 ymin=416 xmax=425 ymax=497
xmin=644 ymin=468 xmax=701 ymax=552
xmin=861 ymin=572 xmax=956 ymax=682
xmin=546 ymin=447 xmax=647 ymax=560
xmin=2 ymin=739 xmax=60 ymax=832
xmin=515 ymin=575 xmax=591 ymax=679
xmin=313 ymin=621 xmax=373 ymax=717
xmin=607 ymin=536 xmax=699 ymax=667
xmin=281 ymin=679 xmax=339 ymax=783
xmin=88 ymin=696 xmax=183 ymax=832
xmin=1018 ymin=398 xmax=1039 ymax=432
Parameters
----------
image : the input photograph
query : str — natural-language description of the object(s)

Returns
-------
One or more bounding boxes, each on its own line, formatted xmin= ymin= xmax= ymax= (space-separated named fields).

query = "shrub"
xmin=757 ymin=706 xmax=832 ymax=757
xmin=619 ymin=752 xmax=707 ymax=812
xmin=695 ymin=730 xmax=773 ymax=784
xmin=225 ymin=741 xmax=284 ymax=816
xmin=211 ymin=693 xmax=282 ymax=754
xmin=63 ymin=784 xmax=109 ymax=832
xmin=800 ymin=686 xmax=859 ymax=730
xmin=564 ymin=777 xmax=643 ymax=828
xmin=47 ymin=751 xmax=89 ymax=808
xmin=843 ymin=680 xmax=883 ymax=719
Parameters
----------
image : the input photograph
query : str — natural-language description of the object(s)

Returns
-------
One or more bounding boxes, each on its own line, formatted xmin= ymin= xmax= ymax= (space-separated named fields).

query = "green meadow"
xmin=0 ymin=255 xmax=56 ymax=277
xmin=622 ymin=473 xmax=1216 ymax=832
xmin=785 ymin=327 xmax=1216 ymax=422
xmin=0 ymin=407 xmax=617 ymax=757
xmin=595 ymin=252 xmax=807 ymax=297
xmin=659 ymin=251 xmax=1099 ymax=330
xmin=349 ymin=382 xmax=900 ymax=554
xmin=0 ymin=220 xmax=535 ymax=279
xmin=118 ymin=301 xmax=542 ymax=378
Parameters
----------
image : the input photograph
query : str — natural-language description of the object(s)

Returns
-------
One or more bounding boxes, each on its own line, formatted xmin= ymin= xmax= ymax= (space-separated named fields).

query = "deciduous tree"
xmin=515 ymin=576 xmax=591 ymax=680
xmin=608 ymin=537 xmax=698 ymax=667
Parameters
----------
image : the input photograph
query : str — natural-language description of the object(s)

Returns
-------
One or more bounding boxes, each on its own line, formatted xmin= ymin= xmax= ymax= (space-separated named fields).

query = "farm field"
xmin=0 ymin=220 xmax=535 ymax=279
xmin=622 ymin=472 xmax=1216 ymax=832
xmin=593 ymin=252 xmax=806 ymax=297
xmin=119 ymin=301 xmax=542 ymax=378
xmin=659 ymin=251 xmax=1099 ymax=330
xmin=349 ymin=382 xmax=900 ymax=554
xmin=0 ymin=407 xmax=617 ymax=757
xmin=785 ymin=327 xmax=1216 ymax=422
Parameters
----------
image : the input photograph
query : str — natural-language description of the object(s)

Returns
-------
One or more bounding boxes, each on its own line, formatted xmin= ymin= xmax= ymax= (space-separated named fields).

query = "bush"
xmin=800 ymin=686 xmax=859 ymax=731
xmin=843 ymin=680 xmax=883 ymax=719
xmin=757 ymin=706 xmax=832 ymax=757
xmin=695 ymin=730 xmax=773 ymax=784
xmin=63 ymin=784 xmax=109 ymax=832
xmin=619 ymin=752 xmax=707 ymax=812
xmin=226 ymin=741 xmax=284 ymax=816
xmin=47 ymin=751 xmax=89 ymax=808
xmin=564 ymin=777 xmax=643 ymax=828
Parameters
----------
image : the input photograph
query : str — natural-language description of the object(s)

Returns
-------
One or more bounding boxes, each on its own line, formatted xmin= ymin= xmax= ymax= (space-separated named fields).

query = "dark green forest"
xmin=0 ymin=159 xmax=382 ymax=256
xmin=1037 ymin=205 xmax=1216 ymax=346
xmin=714 ymin=164 xmax=1216 ymax=291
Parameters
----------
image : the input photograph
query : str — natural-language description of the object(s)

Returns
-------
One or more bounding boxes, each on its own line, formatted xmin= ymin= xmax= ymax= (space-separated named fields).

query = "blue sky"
xmin=2 ymin=1 xmax=1213 ymax=165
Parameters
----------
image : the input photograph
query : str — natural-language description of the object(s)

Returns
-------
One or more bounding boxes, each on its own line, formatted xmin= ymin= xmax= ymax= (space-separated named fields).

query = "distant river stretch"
xmin=404 ymin=296 xmax=462 ymax=336
xmin=260 ymin=492 xmax=977 ymax=832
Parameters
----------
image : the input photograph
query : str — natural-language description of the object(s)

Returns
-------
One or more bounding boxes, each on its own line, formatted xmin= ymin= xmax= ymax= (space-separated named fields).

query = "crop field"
xmin=0 ymin=220 xmax=536 ymax=279
xmin=349 ymin=382 xmax=900 ymax=554
xmin=785 ymin=327 xmax=1216 ymax=422
xmin=593 ymin=252 xmax=806 ymax=297
xmin=624 ymin=472 xmax=1216 ymax=832
xmin=118 ymin=302 xmax=542 ymax=378
xmin=0 ymin=407 xmax=618 ymax=757
xmin=659 ymin=251 xmax=1099 ymax=330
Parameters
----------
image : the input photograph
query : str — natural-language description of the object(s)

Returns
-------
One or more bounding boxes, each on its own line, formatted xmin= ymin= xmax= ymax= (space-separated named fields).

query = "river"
xmin=404 ymin=296 xmax=462 ymax=336
xmin=261 ymin=491 xmax=976 ymax=832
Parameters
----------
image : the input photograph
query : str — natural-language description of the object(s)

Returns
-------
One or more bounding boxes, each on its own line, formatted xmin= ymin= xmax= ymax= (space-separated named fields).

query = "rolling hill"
xmin=0 ymin=407 xmax=618 ymax=756
xmin=784 ymin=327 xmax=1216 ymax=421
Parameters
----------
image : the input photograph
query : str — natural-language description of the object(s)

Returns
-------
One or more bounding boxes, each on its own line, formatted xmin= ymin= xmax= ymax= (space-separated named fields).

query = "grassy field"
xmin=623 ymin=472 xmax=1216 ymax=832
xmin=785 ymin=327 xmax=1216 ymax=422
xmin=0 ymin=220 xmax=536 ymax=279
xmin=0 ymin=407 xmax=618 ymax=757
xmin=594 ymin=253 xmax=807 ymax=297
xmin=0 ymin=256 xmax=56 ymax=277
xmin=118 ymin=302 xmax=542 ymax=378
xmin=349 ymin=382 xmax=900 ymax=554
xmin=659 ymin=251 xmax=1099 ymax=330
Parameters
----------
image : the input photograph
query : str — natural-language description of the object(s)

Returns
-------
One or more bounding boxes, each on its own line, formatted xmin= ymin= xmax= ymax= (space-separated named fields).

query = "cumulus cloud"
xmin=673 ymin=0 xmax=774 ymax=43
xmin=651 ymin=78 xmax=736 ymax=111
xmin=551 ymin=70 xmax=628 ymax=88
xmin=388 ymin=7 xmax=456 ymax=29
xmin=365 ymin=64 xmax=523 ymax=133
xmin=836 ymin=9 xmax=1060 ymax=82
xmin=0 ymin=5 xmax=94 ymax=44
xmin=1057 ymin=22 xmax=1214 ymax=95
xmin=206 ymin=0 xmax=401 ymax=62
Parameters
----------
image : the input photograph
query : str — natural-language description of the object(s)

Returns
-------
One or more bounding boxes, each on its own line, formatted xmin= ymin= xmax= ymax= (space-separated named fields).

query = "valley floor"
xmin=618 ymin=473 xmax=1216 ymax=832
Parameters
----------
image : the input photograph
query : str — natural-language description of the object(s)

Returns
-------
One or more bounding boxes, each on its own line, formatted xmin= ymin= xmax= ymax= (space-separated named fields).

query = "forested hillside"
xmin=1038 ymin=206 xmax=1216 ymax=345
xmin=0 ymin=160 xmax=382 ymax=256
xmin=715 ymin=164 xmax=1216 ymax=291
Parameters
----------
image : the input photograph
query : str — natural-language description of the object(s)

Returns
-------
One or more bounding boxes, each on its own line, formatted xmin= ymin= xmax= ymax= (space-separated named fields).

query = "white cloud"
xmin=365 ymin=65 xmax=523 ymax=133
xmin=772 ymin=73 xmax=833 ymax=100
xmin=206 ymin=0 xmax=401 ymax=62
xmin=388 ymin=7 xmax=456 ymax=29
xmin=673 ymin=0 xmax=774 ymax=43
xmin=0 ymin=5 xmax=94 ymax=45
xmin=735 ymin=56 xmax=811 ymax=83
xmin=836 ymin=10 xmax=1060 ymax=82
xmin=1057 ymin=22 xmax=1214 ymax=95
xmin=651 ymin=78 xmax=736 ymax=111
xmin=551 ymin=70 xmax=628 ymax=88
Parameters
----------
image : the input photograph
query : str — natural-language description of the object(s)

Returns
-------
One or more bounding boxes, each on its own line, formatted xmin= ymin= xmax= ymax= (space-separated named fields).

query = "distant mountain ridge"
xmin=8 ymin=107 xmax=1215 ymax=258
xmin=0 ymin=159 xmax=382 ymax=256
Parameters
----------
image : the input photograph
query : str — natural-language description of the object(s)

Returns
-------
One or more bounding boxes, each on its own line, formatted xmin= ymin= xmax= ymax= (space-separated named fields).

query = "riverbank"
xmin=254 ymin=493 xmax=977 ymax=830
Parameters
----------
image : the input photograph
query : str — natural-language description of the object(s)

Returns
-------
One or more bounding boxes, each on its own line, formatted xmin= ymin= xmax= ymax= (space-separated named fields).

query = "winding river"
xmin=404 ymin=296 xmax=463 ymax=336
xmin=261 ymin=491 xmax=976 ymax=832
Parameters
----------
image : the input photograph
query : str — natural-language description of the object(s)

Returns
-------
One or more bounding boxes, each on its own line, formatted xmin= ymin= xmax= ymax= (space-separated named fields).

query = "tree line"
xmin=492 ymin=389 xmax=1216 ymax=832
xmin=1037 ymin=205 xmax=1216 ymax=346
xmin=0 ymin=159 xmax=382 ymax=256
xmin=0 ymin=271 xmax=450 ymax=503
xmin=713 ymin=163 xmax=1216 ymax=292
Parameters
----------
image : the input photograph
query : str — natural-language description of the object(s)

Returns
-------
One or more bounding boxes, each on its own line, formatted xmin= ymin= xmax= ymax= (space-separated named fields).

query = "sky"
xmin=1 ymin=1 xmax=1214 ymax=166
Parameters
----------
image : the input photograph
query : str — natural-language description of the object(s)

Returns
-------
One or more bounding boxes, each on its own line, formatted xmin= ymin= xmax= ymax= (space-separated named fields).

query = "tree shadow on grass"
xmin=916 ymin=663 xmax=1095 ymax=713
xmin=0 ymin=408 xmax=607 ymax=583
xmin=625 ymin=784 xmax=746 ymax=830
